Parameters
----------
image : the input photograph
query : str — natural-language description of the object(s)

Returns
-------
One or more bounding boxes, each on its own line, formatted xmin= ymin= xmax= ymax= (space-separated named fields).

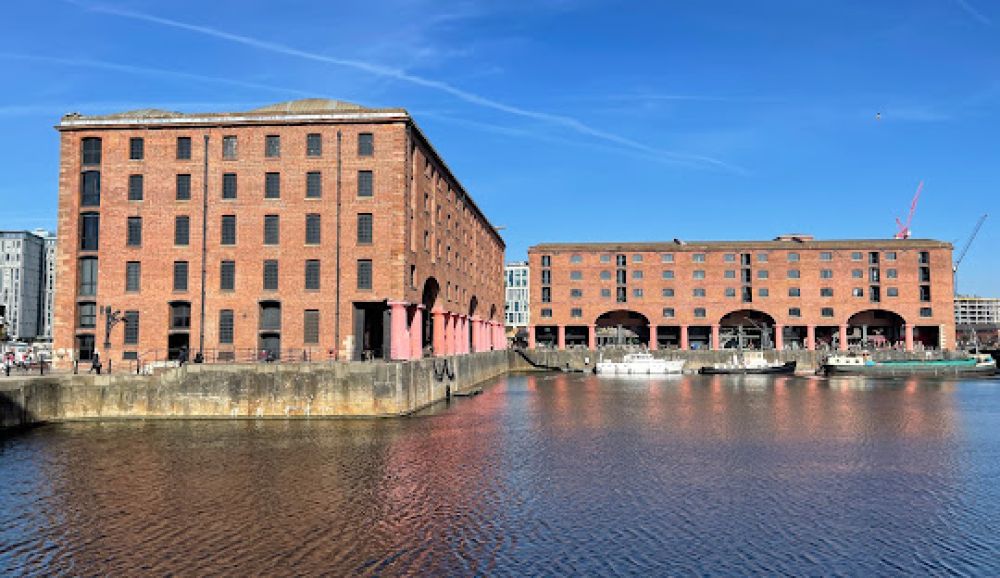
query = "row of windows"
xmin=552 ymin=286 xmax=920 ymax=300
xmin=538 ymin=307 xmax=936 ymax=319
xmin=572 ymin=268 xmax=906 ymax=282
xmin=544 ymin=250 xmax=927 ymax=265
xmin=89 ymin=213 xmax=372 ymax=248
xmin=81 ymin=133 xmax=375 ymax=165
xmin=80 ymin=170 xmax=371 ymax=206
xmin=81 ymin=257 xmax=374 ymax=295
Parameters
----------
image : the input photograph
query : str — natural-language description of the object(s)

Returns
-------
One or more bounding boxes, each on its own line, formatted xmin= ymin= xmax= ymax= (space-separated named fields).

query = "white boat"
xmin=596 ymin=352 xmax=685 ymax=375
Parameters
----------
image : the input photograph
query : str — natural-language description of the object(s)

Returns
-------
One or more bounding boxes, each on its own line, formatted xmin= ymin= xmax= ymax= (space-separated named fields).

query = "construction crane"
xmin=894 ymin=181 xmax=923 ymax=239
xmin=953 ymin=214 xmax=988 ymax=296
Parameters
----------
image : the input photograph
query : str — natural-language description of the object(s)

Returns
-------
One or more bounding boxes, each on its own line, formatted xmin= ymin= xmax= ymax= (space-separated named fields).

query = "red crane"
xmin=894 ymin=181 xmax=923 ymax=239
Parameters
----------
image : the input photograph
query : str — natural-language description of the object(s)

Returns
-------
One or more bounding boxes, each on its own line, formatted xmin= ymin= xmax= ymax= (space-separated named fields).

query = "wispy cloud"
xmin=63 ymin=0 xmax=742 ymax=173
xmin=0 ymin=101 xmax=257 ymax=118
xmin=951 ymin=0 xmax=991 ymax=25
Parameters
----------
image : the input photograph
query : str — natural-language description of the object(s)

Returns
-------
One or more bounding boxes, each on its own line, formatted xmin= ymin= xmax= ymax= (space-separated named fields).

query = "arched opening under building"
xmin=421 ymin=278 xmax=440 ymax=353
xmin=914 ymin=325 xmax=941 ymax=349
xmin=535 ymin=325 xmax=558 ymax=348
xmin=352 ymin=300 xmax=388 ymax=361
xmin=847 ymin=309 xmax=905 ymax=349
xmin=468 ymin=296 xmax=478 ymax=351
xmin=595 ymin=310 xmax=649 ymax=347
xmin=719 ymin=309 xmax=776 ymax=350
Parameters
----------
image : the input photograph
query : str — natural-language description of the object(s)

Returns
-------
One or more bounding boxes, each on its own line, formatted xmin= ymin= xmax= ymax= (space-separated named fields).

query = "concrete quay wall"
xmin=0 ymin=351 xmax=509 ymax=429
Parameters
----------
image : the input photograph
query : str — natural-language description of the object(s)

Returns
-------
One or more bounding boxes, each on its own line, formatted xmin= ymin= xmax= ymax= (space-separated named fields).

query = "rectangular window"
xmin=81 ymin=171 xmax=101 ymax=206
xmin=919 ymin=267 xmax=931 ymax=283
xmin=757 ymin=270 xmax=769 ymax=279
xmin=221 ymin=215 xmax=236 ymax=245
xmin=357 ymin=259 xmax=373 ymax=289
xmin=570 ymin=308 xmax=583 ymax=318
xmin=173 ymin=261 xmax=189 ymax=291
xmin=127 ymin=217 xmax=142 ymax=246
xmin=742 ymin=287 xmax=753 ymax=303
xmin=694 ymin=308 xmax=706 ymax=318
xmin=219 ymin=309 xmax=234 ymax=344
xmin=170 ymin=303 xmax=191 ymax=329
xmin=265 ymin=135 xmax=281 ymax=158
xmin=220 ymin=260 xmax=235 ymax=291
xmin=789 ymin=307 xmax=801 ymax=317
xmin=304 ymin=309 xmax=320 ymax=344
xmin=125 ymin=261 xmax=141 ymax=292
xmin=306 ymin=171 xmax=322 ymax=198
xmin=632 ymin=270 xmax=643 ymax=279
xmin=264 ymin=214 xmax=280 ymax=245
xmin=540 ymin=308 xmax=552 ymax=318
xmin=306 ymin=133 xmax=322 ymax=157
xmin=820 ymin=269 xmax=833 ymax=279
xmin=176 ymin=137 xmax=192 ymax=160
xmin=693 ymin=270 xmax=706 ymax=280
xmin=886 ymin=268 xmax=898 ymax=279
xmin=885 ymin=252 xmax=897 ymax=261
xmin=725 ymin=287 xmax=736 ymax=297
xmin=789 ymin=287 xmax=800 ymax=297
xmin=541 ymin=287 xmax=551 ymax=303
xmin=600 ymin=254 xmax=611 ymax=263
xmin=541 ymin=270 xmax=552 ymax=285
xmin=358 ymin=132 xmax=374 ymax=156
xmin=358 ymin=170 xmax=373 ymax=197
xmin=870 ymin=268 xmax=880 ymax=283
xmin=601 ymin=288 xmax=611 ymax=298
xmin=570 ymin=289 xmax=583 ymax=298
xmin=78 ymin=302 xmax=97 ymax=328
xmin=887 ymin=287 xmax=899 ymax=297
xmin=820 ymin=252 xmax=832 ymax=261
xmin=263 ymin=259 xmax=279 ymax=290
xmin=724 ymin=253 xmax=736 ymax=263
xmin=616 ymin=270 xmax=627 ymax=284
xmin=662 ymin=307 xmax=675 ymax=318
xmin=79 ymin=257 xmax=98 ymax=296
xmin=758 ymin=253 xmax=768 ymax=263
xmin=661 ymin=253 xmax=674 ymax=263
xmin=852 ymin=269 xmax=863 ymax=279
xmin=852 ymin=288 xmax=864 ymax=297
xmin=787 ymin=252 xmax=800 ymax=262
xmin=176 ymin=174 xmax=191 ymax=200
xmin=305 ymin=214 xmax=321 ymax=244
xmin=357 ymin=213 xmax=373 ymax=244
xmin=632 ymin=254 xmax=643 ymax=263
xmin=633 ymin=288 xmax=643 ymax=298
xmin=222 ymin=173 xmax=237 ymax=199
xmin=616 ymin=287 xmax=627 ymax=303
xmin=820 ymin=287 xmax=834 ymax=297
xmin=920 ymin=285 xmax=931 ymax=302
xmin=174 ymin=215 xmax=190 ymax=246
xmin=80 ymin=212 xmax=100 ymax=250
xmin=693 ymin=288 xmax=706 ymax=297
xmin=821 ymin=307 xmax=834 ymax=317
xmin=129 ymin=137 xmax=144 ymax=160
xmin=919 ymin=251 xmax=930 ymax=264
xmin=662 ymin=270 xmax=674 ymax=280
xmin=851 ymin=251 xmax=862 ymax=261
xmin=123 ymin=311 xmax=139 ymax=345
xmin=305 ymin=260 xmax=320 ymax=290
xmin=570 ymin=254 xmax=583 ymax=263
xmin=600 ymin=271 xmax=612 ymax=280
xmin=223 ymin=135 xmax=237 ymax=160
xmin=82 ymin=137 xmax=102 ymax=165
xmin=692 ymin=253 xmax=706 ymax=263
xmin=265 ymin=172 xmax=280 ymax=198
xmin=662 ymin=288 xmax=675 ymax=297
xmin=541 ymin=255 xmax=552 ymax=267
xmin=920 ymin=307 xmax=933 ymax=317
xmin=870 ymin=286 xmax=881 ymax=303
xmin=724 ymin=270 xmax=736 ymax=279
xmin=128 ymin=174 xmax=143 ymax=200
xmin=788 ymin=269 xmax=800 ymax=279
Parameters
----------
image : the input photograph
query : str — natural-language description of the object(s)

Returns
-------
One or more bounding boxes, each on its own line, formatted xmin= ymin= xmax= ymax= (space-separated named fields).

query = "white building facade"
xmin=955 ymin=295 xmax=1000 ymax=347
xmin=0 ymin=231 xmax=47 ymax=341
xmin=505 ymin=262 xmax=530 ymax=334
xmin=34 ymin=229 xmax=57 ymax=340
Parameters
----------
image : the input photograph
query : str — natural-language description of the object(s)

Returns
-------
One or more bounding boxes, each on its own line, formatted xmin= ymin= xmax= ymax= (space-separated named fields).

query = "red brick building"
xmin=53 ymin=99 xmax=505 ymax=367
xmin=528 ymin=236 xmax=955 ymax=351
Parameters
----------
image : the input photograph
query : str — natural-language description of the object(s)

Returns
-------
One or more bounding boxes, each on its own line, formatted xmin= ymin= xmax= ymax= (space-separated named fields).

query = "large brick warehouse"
xmin=53 ymin=99 xmax=505 ymax=367
xmin=528 ymin=236 xmax=955 ymax=351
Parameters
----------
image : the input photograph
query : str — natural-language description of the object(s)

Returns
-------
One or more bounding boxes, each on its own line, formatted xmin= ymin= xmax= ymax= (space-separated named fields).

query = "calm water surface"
xmin=3 ymin=373 xmax=1000 ymax=575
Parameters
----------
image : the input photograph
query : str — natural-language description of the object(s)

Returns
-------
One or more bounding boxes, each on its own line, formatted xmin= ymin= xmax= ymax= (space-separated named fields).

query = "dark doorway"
xmin=168 ymin=333 xmax=189 ymax=360
xmin=353 ymin=302 xmax=389 ymax=360
xmin=421 ymin=278 xmax=440 ymax=352
xmin=259 ymin=332 xmax=281 ymax=361
xmin=76 ymin=334 xmax=95 ymax=361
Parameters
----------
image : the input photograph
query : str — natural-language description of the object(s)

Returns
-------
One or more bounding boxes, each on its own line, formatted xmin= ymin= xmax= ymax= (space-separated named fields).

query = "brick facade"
xmin=53 ymin=100 xmax=505 ymax=368
xmin=528 ymin=237 xmax=954 ymax=351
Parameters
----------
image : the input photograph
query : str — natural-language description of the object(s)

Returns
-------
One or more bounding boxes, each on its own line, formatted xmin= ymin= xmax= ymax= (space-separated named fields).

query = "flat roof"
xmin=529 ymin=238 xmax=952 ymax=252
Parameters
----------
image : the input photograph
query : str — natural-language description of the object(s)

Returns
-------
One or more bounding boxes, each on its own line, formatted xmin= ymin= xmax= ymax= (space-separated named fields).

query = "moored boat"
xmin=697 ymin=351 xmax=796 ymax=375
xmin=821 ymin=353 xmax=997 ymax=377
xmin=596 ymin=352 xmax=685 ymax=375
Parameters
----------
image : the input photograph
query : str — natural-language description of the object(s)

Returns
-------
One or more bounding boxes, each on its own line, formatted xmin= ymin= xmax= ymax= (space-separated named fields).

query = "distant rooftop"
xmin=58 ymin=98 xmax=408 ymax=128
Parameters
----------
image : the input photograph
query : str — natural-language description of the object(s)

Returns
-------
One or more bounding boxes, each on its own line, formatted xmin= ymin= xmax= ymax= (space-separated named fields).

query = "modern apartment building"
xmin=53 ymin=99 xmax=506 ymax=367
xmin=955 ymin=295 xmax=1000 ymax=347
xmin=504 ymin=261 xmax=529 ymax=336
xmin=34 ymin=229 xmax=57 ymax=340
xmin=528 ymin=235 xmax=955 ymax=351
xmin=0 ymin=231 xmax=46 ymax=341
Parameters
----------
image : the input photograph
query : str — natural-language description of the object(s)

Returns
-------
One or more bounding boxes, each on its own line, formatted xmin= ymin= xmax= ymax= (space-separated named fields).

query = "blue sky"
xmin=3 ymin=0 xmax=998 ymax=294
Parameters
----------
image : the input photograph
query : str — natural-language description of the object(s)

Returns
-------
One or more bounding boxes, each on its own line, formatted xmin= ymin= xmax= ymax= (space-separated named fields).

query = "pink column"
xmin=774 ymin=324 xmax=784 ymax=351
xmin=498 ymin=323 xmax=505 ymax=349
xmin=557 ymin=325 xmax=566 ymax=350
xmin=588 ymin=324 xmax=596 ymax=349
xmin=680 ymin=324 xmax=689 ymax=350
xmin=409 ymin=305 xmax=424 ymax=360
xmin=806 ymin=325 xmax=816 ymax=351
xmin=711 ymin=324 xmax=721 ymax=351
xmin=649 ymin=324 xmax=658 ymax=351
xmin=461 ymin=315 xmax=469 ymax=354
xmin=838 ymin=324 xmax=848 ymax=351
xmin=904 ymin=324 xmax=914 ymax=351
xmin=448 ymin=313 xmax=458 ymax=355
xmin=432 ymin=308 xmax=447 ymax=357
xmin=472 ymin=317 xmax=481 ymax=353
xmin=388 ymin=301 xmax=411 ymax=361
xmin=528 ymin=325 xmax=536 ymax=349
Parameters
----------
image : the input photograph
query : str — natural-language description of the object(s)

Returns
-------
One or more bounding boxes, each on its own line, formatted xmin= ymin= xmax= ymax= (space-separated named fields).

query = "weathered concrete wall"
xmin=0 ymin=351 xmax=509 ymax=430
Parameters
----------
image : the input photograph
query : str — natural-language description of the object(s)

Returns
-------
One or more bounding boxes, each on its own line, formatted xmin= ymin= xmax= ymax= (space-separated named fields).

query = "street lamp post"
xmin=103 ymin=305 xmax=123 ymax=374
